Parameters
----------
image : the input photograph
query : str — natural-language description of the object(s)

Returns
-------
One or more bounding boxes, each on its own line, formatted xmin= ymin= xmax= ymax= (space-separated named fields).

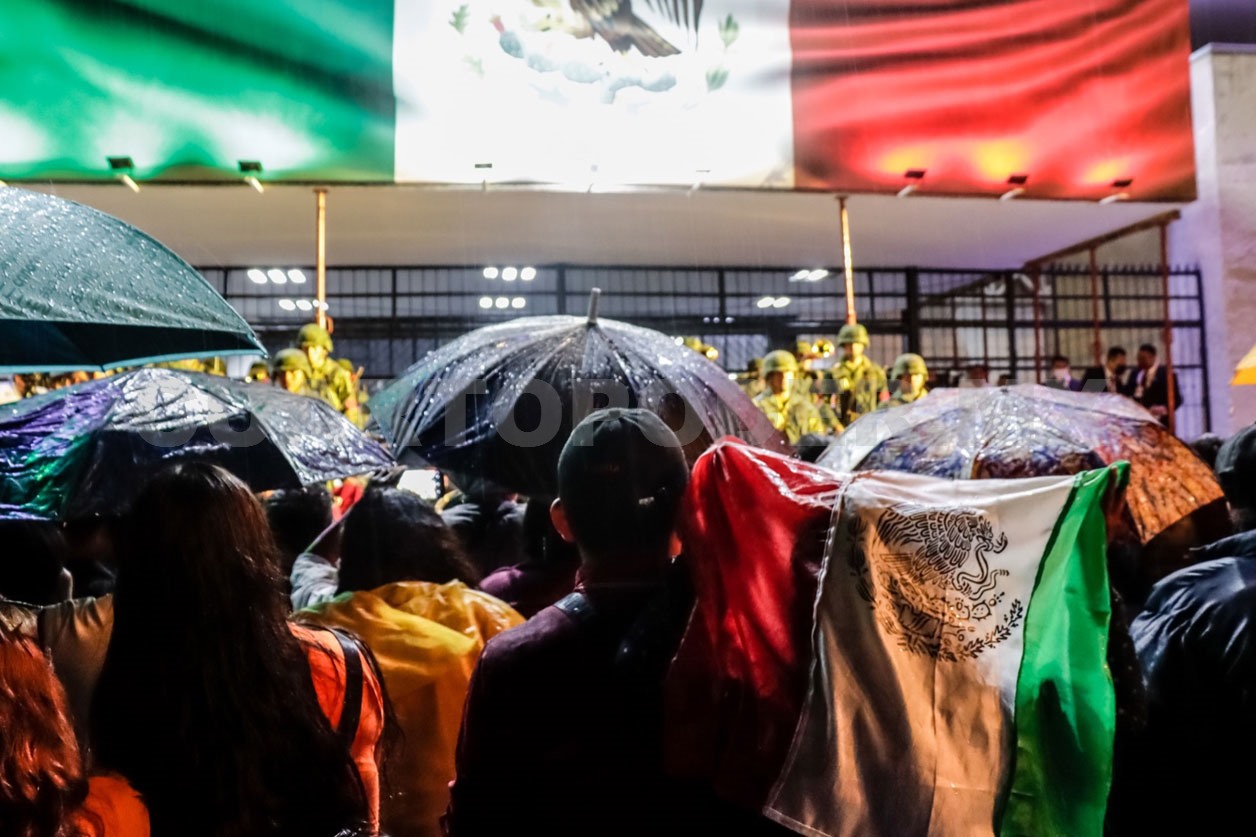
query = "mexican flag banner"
xmin=669 ymin=441 xmax=1118 ymax=837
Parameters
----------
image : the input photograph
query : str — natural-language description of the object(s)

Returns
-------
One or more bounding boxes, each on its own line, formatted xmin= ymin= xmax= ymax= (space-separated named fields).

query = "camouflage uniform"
xmin=754 ymin=389 xmax=827 ymax=444
xmin=833 ymin=357 xmax=888 ymax=425
xmin=883 ymin=388 xmax=928 ymax=409
xmin=880 ymin=353 xmax=929 ymax=410
xmin=297 ymin=323 xmax=365 ymax=427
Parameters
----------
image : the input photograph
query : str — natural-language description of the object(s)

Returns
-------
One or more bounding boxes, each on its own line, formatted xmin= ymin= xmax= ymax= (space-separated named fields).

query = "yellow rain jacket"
xmin=300 ymin=581 xmax=523 ymax=837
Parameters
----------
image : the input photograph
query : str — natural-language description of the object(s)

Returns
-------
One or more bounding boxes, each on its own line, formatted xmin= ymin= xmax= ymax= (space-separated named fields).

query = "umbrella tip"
xmin=587 ymin=288 xmax=601 ymax=324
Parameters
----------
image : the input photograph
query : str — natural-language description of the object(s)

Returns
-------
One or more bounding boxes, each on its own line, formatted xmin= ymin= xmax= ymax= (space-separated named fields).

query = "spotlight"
xmin=511 ymin=297 xmax=526 ymax=309
xmin=773 ymin=296 xmax=792 ymax=308
xmin=897 ymin=169 xmax=926 ymax=198
xmin=267 ymin=269 xmax=287 ymax=284
xmin=756 ymin=296 xmax=775 ymax=309
xmin=295 ymin=299 xmax=312 ymax=312
xmin=502 ymin=267 xmax=518 ymax=282
xmin=479 ymin=296 xmax=494 ymax=309
xmin=807 ymin=269 xmax=829 ymax=282
xmin=277 ymin=299 xmax=296 ymax=311
xmin=247 ymin=269 xmax=268 ymax=285
xmin=238 ymin=160 xmax=264 ymax=193
xmin=108 ymin=156 xmax=140 ymax=193
xmin=287 ymin=269 xmax=307 ymax=284
xmin=520 ymin=266 xmax=537 ymax=281
xmin=1000 ymin=174 xmax=1029 ymax=201
xmin=725 ymin=316 xmax=735 ymax=323
xmin=494 ymin=297 xmax=510 ymax=309
xmin=483 ymin=267 xmax=499 ymax=279
xmin=790 ymin=270 xmax=811 ymax=282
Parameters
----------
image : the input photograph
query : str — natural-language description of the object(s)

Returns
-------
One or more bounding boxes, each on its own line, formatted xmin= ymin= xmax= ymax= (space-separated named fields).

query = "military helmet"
xmin=762 ymin=350 xmax=799 ymax=375
xmin=837 ymin=323 xmax=870 ymax=347
xmin=891 ymin=353 xmax=928 ymax=379
xmin=272 ymin=348 xmax=312 ymax=375
xmin=296 ymin=323 xmax=333 ymax=351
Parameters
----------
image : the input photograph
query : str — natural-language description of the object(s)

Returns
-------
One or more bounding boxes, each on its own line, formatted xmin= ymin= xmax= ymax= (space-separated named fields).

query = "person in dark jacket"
xmin=1128 ymin=343 xmax=1181 ymax=424
xmin=1130 ymin=423 xmax=1256 ymax=833
xmin=477 ymin=497 xmax=580 ymax=619
xmin=446 ymin=409 xmax=785 ymax=836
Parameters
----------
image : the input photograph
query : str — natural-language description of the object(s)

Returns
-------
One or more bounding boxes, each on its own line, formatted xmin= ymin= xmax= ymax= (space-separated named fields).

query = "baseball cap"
xmin=1216 ymin=423 xmax=1256 ymax=508
xmin=557 ymin=408 xmax=689 ymax=557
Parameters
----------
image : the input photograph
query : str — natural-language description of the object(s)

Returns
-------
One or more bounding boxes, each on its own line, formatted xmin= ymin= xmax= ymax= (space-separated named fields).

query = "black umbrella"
xmin=370 ymin=295 xmax=787 ymax=496
xmin=0 ymin=368 xmax=394 ymax=520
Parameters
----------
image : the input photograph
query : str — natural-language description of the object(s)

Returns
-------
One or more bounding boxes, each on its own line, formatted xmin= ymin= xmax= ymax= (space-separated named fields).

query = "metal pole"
xmin=839 ymin=196 xmax=856 ymax=325
xmin=1159 ymin=222 xmax=1177 ymax=435
xmin=1031 ymin=265 xmax=1043 ymax=384
xmin=315 ymin=188 xmax=328 ymax=329
xmin=1089 ymin=247 xmax=1103 ymax=369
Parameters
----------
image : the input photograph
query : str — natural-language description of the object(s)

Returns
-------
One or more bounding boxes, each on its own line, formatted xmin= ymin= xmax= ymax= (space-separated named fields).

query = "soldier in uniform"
xmin=296 ymin=323 xmax=364 ymax=426
xmin=271 ymin=348 xmax=314 ymax=396
xmin=882 ymin=353 xmax=929 ymax=408
xmin=832 ymin=323 xmax=889 ymax=425
xmin=246 ymin=361 xmax=271 ymax=384
xmin=812 ymin=372 xmax=846 ymax=435
xmin=753 ymin=350 xmax=826 ymax=444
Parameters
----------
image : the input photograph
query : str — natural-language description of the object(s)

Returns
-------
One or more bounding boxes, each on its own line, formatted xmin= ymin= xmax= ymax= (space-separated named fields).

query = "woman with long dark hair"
xmin=91 ymin=463 xmax=382 ymax=837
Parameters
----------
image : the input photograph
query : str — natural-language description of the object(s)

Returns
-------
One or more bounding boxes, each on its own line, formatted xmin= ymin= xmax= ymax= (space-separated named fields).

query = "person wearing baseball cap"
xmin=1131 ymin=422 xmax=1256 ymax=833
xmin=446 ymin=408 xmax=694 ymax=836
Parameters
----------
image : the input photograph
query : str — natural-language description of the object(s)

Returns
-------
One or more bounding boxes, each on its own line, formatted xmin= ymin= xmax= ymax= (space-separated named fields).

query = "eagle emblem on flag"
xmin=848 ymin=504 xmax=1023 ymax=661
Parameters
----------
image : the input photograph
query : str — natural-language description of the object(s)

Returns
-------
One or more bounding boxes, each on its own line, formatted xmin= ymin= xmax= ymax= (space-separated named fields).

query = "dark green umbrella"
xmin=0 ymin=187 xmax=264 ymax=372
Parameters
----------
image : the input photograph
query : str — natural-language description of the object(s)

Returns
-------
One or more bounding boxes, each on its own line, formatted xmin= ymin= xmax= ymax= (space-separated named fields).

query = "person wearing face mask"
xmin=1045 ymin=355 xmax=1082 ymax=392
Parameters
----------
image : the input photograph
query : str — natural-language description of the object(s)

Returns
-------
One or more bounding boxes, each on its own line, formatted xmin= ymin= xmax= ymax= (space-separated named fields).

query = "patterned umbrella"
xmin=818 ymin=384 xmax=1223 ymax=543
xmin=0 ymin=187 xmax=263 ymax=372
xmin=0 ymin=368 xmax=393 ymax=520
xmin=370 ymin=310 xmax=787 ymax=496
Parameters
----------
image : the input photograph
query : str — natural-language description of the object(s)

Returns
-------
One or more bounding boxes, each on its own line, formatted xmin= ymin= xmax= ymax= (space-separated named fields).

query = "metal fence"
xmin=199 ymin=263 xmax=1211 ymax=438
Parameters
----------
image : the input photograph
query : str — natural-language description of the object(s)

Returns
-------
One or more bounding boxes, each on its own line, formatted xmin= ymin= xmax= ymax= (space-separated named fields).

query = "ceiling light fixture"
xmin=790 ymin=270 xmax=811 ymax=282
xmin=247 ymin=269 xmax=268 ymax=285
xmin=511 ymin=297 xmax=526 ymax=309
xmin=295 ymin=299 xmax=312 ymax=312
xmin=277 ymin=299 xmax=296 ymax=311
xmin=107 ymin=156 xmax=140 ymax=193
xmin=520 ymin=266 xmax=537 ymax=281
xmin=773 ymin=296 xmax=792 ymax=308
xmin=756 ymin=296 xmax=776 ymax=309
xmin=483 ymin=267 xmax=499 ymax=279
xmin=898 ymin=169 xmax=926 ymax=198
xmin=238 ymin=160 xmax=264 ymax=193
xmin=807 ymin=268 xmax=829 ymax=282
xmin=479 ymin=296 xmax=493 ymax=309
xmin=494 ymin=297 xmax=509 ymax=309
xmin=1000 ymin=174 xmax=1029 ymax=201
xmin=287 ymin=268 xmax=307 ymax=284
xmin=501 ymin=267 xmax=518 ymax=282
xmin=1099 ymin=177 xmax=1134 ymax=204
xmin=267 ymin=268 xmax=287 ymax=284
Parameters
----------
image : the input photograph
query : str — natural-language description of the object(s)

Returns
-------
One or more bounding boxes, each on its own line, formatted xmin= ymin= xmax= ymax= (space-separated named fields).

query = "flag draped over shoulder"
xmin=669 ymin=440 xmax=1119 ymax=837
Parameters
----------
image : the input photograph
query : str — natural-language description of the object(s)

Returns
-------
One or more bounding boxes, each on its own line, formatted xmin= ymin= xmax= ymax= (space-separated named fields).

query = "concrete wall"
xmin=1172 ymin=44 xmax=1256 ymax=433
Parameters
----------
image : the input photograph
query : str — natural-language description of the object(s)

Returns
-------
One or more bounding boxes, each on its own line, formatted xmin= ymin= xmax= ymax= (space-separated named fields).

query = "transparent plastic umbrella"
xmin=818 ymin=383 xmax=1223 ymax=543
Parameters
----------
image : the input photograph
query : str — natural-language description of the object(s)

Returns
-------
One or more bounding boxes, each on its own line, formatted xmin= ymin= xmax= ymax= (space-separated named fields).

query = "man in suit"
xmin=1046 ymin=355 xmax=1083 ymax=392
xmin=1082 ymin=346 xmax=1131 ymax=395
xmin=1131 ymin=343 xmax=1180 ymax=424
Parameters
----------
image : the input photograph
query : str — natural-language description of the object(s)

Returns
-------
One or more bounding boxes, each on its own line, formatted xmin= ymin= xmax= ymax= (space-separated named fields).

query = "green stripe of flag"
xmin=999 ymin=464 xmax=1126 ymax=836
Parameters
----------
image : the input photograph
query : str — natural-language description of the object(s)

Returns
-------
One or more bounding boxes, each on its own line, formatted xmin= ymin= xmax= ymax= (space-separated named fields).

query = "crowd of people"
xmin=733 ymin=332 xmax=1182 ymax=444
xmin=0 ymin=315 xmax=1244 ymax=837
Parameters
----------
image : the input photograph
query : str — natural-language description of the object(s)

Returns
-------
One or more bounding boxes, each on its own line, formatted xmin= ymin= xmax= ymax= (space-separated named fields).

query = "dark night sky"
xmin=1192 ymin=0 xmax=1256 ymax=48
